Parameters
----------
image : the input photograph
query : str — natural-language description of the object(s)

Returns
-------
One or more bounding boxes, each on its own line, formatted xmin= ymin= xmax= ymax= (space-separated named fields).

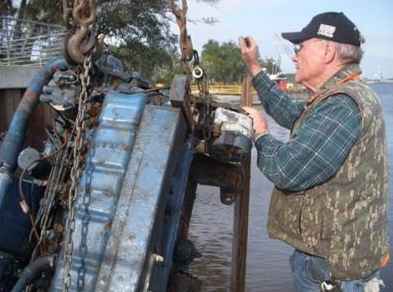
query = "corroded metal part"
xmin=95 ymin=106 xmax=189 ymax=292
xmin=211 ymin=108 xmax=253 ymax=162
xmin=190 ymin=154 xmax=242 ymax=192
xmin=49 ymin=91 xmax=192 ymax=291
xmin=65 ymin=0 xmax=97 ymax=64
xmin=65 ymin=29 xmax=96 ymax=65
xmin=72 ymin=0 xmax=96 ymax=27
xmin=49 ymin=91 xmax=147 ymax=291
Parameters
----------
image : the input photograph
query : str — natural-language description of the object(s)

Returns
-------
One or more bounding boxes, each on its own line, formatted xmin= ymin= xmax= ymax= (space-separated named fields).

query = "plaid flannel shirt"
xmin=252 ymin=71 xmax=362 ymax=192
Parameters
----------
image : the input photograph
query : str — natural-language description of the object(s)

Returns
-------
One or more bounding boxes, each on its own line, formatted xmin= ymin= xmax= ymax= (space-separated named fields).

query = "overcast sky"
xmin=184 ymin=0 xmax=393 ymax=79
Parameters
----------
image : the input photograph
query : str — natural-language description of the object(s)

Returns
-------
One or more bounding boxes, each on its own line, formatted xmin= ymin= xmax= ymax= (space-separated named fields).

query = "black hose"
xmin=11 ymin=255 xmax=55 ymax=292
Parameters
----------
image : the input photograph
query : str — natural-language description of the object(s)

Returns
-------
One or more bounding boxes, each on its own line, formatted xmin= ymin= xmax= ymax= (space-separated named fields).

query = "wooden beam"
xmin=169 ymin=75 xmax=194 ymax=130
xmin=231 ymin=75 xmax=252 ymax=291
xmin=241 ymin=74 xmax=253 ymax=107
xmin=179 ymin=179 xmax=198 ymax=240
xmin=231 ymin=155 xmax=250 ymax=292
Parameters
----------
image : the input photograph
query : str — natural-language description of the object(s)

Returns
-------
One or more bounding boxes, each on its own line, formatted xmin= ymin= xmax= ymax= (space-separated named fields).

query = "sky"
xmin=183 ymin=0 xmax=393 ymax=79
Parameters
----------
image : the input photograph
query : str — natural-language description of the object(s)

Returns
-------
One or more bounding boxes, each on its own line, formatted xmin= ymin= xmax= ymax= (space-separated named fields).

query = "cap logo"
xmin=317 ymin=24 xmax=336 ymax=38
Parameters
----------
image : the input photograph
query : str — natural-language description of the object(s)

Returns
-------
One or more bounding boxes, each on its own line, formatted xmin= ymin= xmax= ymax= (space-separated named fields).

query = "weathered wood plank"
xmin=231 ymin=155 xmax=250 ymax=292
xmin=231 ymin=75 xmax=252 ymax=292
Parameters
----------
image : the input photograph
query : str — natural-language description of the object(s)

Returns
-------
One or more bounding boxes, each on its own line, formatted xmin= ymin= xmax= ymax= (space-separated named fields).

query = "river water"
xmin=189 ymin=83 xmax=393 ymax=291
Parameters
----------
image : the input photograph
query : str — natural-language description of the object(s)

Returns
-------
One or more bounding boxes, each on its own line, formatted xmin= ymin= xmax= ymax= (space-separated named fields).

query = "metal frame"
xmin=0 ymin=16 xmax=65 ymax=67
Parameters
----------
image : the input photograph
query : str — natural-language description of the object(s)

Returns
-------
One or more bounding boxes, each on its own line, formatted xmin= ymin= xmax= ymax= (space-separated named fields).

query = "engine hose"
xmin=11 ymin=256 xmax=55 ymax=292
xmin=0 ymin=59 xmax=68 ymax=207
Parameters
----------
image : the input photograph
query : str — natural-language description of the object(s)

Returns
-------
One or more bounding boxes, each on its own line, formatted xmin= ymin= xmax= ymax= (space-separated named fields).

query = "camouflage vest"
xmin=267 ymin=64 xmax=390 ymax=280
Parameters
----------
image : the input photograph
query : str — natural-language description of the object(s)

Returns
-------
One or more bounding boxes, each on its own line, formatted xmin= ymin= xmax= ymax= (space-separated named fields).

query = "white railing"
xmin=0 ymin=16 xmax=66 ymax=67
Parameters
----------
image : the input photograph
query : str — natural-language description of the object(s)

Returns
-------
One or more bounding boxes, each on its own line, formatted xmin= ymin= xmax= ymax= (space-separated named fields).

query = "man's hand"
xmin=242 ymin=106 xmax=269 ymax=139
xmin=239 ymin=37 xmax=263 ymax=77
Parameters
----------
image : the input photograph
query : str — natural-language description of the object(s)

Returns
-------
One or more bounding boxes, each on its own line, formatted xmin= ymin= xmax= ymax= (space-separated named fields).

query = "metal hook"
xmin=64 ymin=0 xmax=97 ymax=64
xmin=72 ymin=0 xmax=96 ymax=26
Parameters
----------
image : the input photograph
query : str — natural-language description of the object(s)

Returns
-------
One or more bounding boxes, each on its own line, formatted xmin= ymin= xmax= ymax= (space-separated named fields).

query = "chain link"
xmin=63 ymin=54 xmax=93 ymax=292
xmin=77 ymin=145 xmax=94 ymax=290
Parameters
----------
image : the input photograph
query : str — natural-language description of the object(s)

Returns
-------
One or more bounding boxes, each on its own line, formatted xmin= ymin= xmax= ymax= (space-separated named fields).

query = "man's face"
xmin=292 ymin=38 xmax=327 ymax=86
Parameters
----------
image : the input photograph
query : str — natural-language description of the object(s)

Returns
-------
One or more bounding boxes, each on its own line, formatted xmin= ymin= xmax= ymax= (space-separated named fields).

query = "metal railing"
xmin=0 ymin=16 xmax=66 ymax=67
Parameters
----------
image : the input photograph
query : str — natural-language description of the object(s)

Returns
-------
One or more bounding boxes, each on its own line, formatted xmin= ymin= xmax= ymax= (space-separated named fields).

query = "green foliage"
xmin=13 ymin=0 xmax=217 ymax=81
xmin=201 ymin=39 xmax=247 ymax=83
xmin=97 ymin=0 xmax=179 ymax=80
xmin=13 ymin=0 xmax=178 ymax=80
xmin=23 ymin=0 xmax=62 ymax=23
xmin=17 ymin=1 xmax=266 ymax=84
xmin=201 ymin=39 xmax=282 ymax=83
xmin=112 ymin=41 xmax=182 ymax=84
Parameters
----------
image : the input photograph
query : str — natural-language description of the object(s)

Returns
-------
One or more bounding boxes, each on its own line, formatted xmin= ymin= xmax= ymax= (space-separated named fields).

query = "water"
xmin=189 ymin=83 xmax=393 ymax=291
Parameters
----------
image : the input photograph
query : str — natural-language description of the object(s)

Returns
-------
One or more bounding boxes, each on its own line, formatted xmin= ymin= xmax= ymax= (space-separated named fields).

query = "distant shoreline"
xmin=366 ymin=80 xmax=393 ymax=85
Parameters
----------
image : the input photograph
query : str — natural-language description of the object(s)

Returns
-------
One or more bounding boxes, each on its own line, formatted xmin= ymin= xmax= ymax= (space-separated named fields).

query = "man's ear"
xmin=324 ymin=41 xmax=337 ymax=64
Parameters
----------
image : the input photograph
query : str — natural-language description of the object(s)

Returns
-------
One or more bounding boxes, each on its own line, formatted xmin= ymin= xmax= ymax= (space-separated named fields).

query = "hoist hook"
xmin=64 ymin=0 xmax=97 ymax=65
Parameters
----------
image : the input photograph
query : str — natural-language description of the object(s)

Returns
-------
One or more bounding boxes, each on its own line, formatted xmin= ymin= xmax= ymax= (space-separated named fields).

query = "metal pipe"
xmin=0 ymin=91 xmax=40 ymax=171
xmin=11 ymin=256 xmax=55 ymax=292
xmin=0 ymin=169 xmax=13 ymax=204
xmin=0 ymin=58 xmax=68 ymax=206
xmin=0 ymin=90 xmax=41 ymax=207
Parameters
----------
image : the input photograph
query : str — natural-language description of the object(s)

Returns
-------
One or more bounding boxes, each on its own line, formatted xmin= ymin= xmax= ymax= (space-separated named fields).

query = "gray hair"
xmin=334 ymin=42 xmax=364 ymax=64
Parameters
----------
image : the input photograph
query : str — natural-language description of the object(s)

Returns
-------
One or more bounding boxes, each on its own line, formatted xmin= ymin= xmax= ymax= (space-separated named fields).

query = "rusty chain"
xmin=63 ymin=54 xmax=92 ymax=292
xmin=62 ymin=0 xmax=97 ymax=290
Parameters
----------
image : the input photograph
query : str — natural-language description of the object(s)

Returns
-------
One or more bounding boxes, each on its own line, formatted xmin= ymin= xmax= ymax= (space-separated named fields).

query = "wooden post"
xmin=231 ymin=74 xmax=252 ymax=292
xmin=241 ymin=74 xmax=253 ymax=107
xmin=231 ymin=156 xmax=251 ymax=292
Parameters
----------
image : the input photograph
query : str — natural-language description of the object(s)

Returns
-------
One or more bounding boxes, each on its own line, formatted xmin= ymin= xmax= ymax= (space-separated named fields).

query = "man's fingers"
xmin=239 ymin=37 xmax=248 ymax=53
xmin=246 ymin=37 xmax=255 ymax=47
xmin=239 ymin=36 xmax=254 ymax=50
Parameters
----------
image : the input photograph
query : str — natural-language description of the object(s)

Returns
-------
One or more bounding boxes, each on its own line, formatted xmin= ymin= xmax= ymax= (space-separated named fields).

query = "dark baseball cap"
xmin=281 ymin=12 xmax=364 ymax=46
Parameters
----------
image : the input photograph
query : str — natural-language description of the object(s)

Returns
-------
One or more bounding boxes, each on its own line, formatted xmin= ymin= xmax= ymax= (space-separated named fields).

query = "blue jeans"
xmin=289 ymin=249 xmax=384 ymax=292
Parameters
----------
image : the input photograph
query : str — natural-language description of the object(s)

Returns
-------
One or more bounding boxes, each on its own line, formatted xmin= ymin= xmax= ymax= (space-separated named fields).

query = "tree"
xmin=201 ymin=39 xmax=282 ymax=83
xmin=0 ymin=0 xmax=14 ymax=14
xmin=9 ymin=0 xmax=220 ymax=81
xmin=201 ymin=39 xmax=247 ymax=83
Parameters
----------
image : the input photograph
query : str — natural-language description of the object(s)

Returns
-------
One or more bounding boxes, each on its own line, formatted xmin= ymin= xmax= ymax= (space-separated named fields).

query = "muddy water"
xmin=189 ymin=83 xmax=393 ymax=291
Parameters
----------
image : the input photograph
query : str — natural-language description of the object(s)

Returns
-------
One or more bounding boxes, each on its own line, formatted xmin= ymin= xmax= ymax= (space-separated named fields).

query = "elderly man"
xmin=240 ymin=12 xmax=390 ymax=292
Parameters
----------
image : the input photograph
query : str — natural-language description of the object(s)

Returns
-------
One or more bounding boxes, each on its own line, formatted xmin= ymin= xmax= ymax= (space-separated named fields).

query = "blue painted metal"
xmin=0 ymin=99 xmax=41 ymax=208
xmin=0 ymin=59 xmax=68 ymax=207
xmin=0 ymin=170 xmax=12 ymax=207
xmin=94 ymin=105 xmax=187 ymax=292
xmin=49 ymin=90 xmax=192 ymax=292
xmin=49 ymin=91 xmax=147 ymax=291
xmin=0 ymin=66 xmax=198 ymax=290
xmin=150 ymin=141 xmax=194 ymax=291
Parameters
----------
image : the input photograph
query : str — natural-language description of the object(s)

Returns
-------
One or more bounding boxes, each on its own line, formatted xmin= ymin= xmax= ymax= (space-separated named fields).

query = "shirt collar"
xmin=319 ymin=63 xmax=362 ymax=92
